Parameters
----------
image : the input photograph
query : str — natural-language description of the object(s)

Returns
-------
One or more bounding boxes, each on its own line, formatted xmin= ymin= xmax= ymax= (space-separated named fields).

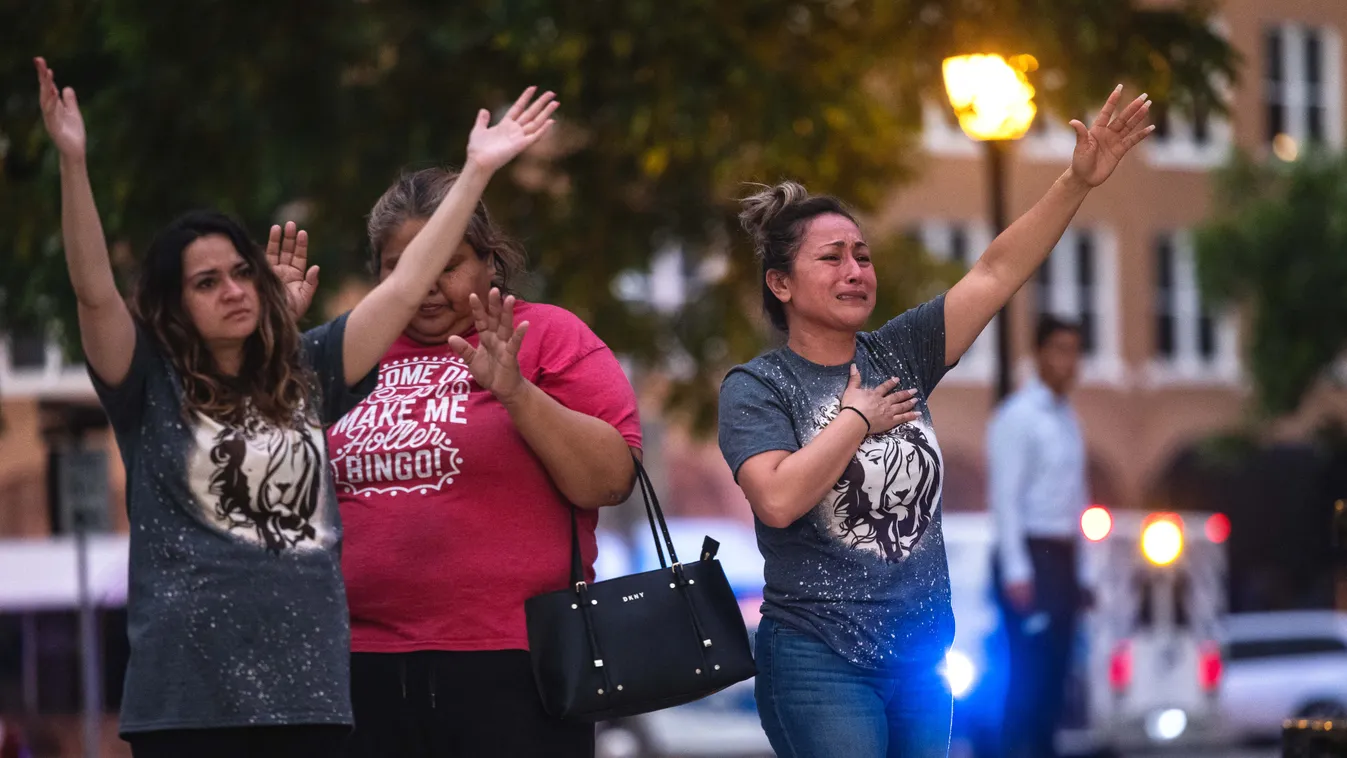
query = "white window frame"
xmin=1029 ymin=227 xmax=1124 ymax=387
xmin=1265 ymin=24 xmax=1345 ymax=149
xmin=1144 ymin=230 xmax=1240 ymax=386
xmin=1145 ymin=97 xmax=1234 ymax=170
xmin=918 ymin=220 xmax=995 ymax=384
xmin=0 ymin=334 xmax=94 ymax=400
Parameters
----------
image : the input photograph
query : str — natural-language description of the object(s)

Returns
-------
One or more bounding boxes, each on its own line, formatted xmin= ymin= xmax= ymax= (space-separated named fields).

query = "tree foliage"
xmin=1 ymin=0 xmax=1237 ymax=429
xmin=1196 ymin=149 xmax=1347 ymax=417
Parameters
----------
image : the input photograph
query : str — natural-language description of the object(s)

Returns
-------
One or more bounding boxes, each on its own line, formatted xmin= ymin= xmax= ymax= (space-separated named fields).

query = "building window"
xmin=1036 ymin=228 xmax=1122 ymax=383
xmin=918 ymin=220 xmax=995 ymax=383
xmin=1038 ymin=230 xmax=1097 ymax=355
xmin=1149 ymin=231 xmax=1238 ymax=384
xmin=1265 ymin=25 xmax=1344 ymax=150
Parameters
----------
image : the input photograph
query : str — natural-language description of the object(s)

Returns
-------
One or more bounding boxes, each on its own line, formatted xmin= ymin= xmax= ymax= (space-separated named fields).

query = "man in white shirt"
xmin=988 ymin=316 xmax=1088 ymax=758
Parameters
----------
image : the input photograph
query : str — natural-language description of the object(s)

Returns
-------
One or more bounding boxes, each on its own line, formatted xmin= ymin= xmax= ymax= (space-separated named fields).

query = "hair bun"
xmin=738 ymin=181 xmax=810 ymax=254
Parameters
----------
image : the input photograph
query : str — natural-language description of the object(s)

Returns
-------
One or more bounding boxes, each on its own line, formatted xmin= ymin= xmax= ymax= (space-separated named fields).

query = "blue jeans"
xmin=754 ymin=618 xmax=952 ymax=758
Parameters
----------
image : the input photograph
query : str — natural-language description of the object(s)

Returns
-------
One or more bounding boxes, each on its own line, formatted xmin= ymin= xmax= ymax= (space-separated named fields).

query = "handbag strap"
xmin=634 ymin=456 xmax=680 ymax=567
xmin=566 ymin=453 xmax=681 ymax=586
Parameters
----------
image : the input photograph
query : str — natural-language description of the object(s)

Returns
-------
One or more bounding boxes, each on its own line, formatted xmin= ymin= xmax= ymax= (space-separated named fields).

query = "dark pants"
xmin=127 ymin=725 xmax=349 ymax=758
xmin=993 ymin=539 xmax=1081 ymax=758
xmin=346 ymin=650 xmax=594 ymax=758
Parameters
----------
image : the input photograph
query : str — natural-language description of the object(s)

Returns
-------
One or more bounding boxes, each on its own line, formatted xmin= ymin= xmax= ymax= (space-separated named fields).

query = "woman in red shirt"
xmin=330 ymin=167 xmax=643 ymax=757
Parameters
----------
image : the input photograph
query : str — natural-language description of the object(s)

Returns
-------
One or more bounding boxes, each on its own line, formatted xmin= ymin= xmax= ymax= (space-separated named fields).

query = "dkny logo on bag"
xmin=622 ymin=592 xmax=645 ymax=603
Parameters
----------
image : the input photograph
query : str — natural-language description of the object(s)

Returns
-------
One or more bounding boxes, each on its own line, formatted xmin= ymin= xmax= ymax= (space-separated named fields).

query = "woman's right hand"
xmin=34 ymin=57 xmax=86 ymax=161
xmin=839 ymin=365 xmax=920 ymax=436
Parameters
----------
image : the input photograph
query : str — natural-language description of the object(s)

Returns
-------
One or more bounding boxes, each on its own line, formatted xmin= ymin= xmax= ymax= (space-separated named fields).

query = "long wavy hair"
xmin=133 ymin=210 xmax=312 ymax=428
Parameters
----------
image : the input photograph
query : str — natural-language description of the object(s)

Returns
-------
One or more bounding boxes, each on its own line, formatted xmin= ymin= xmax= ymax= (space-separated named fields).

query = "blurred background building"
xmin=3 ymin=0 xmax=1347 ymax=755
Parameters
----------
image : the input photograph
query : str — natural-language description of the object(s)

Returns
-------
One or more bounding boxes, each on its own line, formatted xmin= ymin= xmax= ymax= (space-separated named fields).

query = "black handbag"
xmin=525 ymin=456 xmax=756 ymax=721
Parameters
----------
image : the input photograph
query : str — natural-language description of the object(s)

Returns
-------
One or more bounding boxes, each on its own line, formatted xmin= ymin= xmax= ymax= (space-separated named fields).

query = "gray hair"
xmin=366 ymin=167 xmax=527 ymax=292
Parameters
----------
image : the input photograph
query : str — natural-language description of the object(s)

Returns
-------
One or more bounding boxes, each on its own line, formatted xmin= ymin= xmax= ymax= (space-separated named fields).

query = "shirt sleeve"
xmin=717 ymin=368 xmax=800 ymax=481
xmin=87 ymin=323 xmax=158 ymax=438
xmin=872 ymin=293 xmax=955 ymax=396
xmin=302 ymin=312 xmax=379 ymax=427
xmin=537 ymin=344 xmax=643 ymax=450
xmin=988 ymin=404 xmax=1035 ymax=585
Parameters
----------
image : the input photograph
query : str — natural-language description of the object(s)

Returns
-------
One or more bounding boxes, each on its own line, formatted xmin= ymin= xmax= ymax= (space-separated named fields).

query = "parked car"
xmin=1219 ymin=610 xmax=1347 ymax=743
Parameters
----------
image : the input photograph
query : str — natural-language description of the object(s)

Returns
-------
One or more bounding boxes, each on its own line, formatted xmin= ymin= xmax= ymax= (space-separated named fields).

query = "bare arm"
xmin=501 ymin=382 xmax=638 ymax=509
xmin=35 ymin=58 xmax=136 ymax=387
xmin=944 ymin=87 xmax=1154 ymax=365
xmin=735 ymin=368 xmax=918 ymax=528
xmin=340 ymin=88 xmax=558 ymax=386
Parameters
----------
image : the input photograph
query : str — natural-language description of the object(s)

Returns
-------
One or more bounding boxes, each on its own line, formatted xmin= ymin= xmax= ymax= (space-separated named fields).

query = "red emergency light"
xmin=1204 ymin=513 xmax=1231 ymax=544
xmin=1081 ymin=505 xmax=1113 ymax=542
xmin=1109 ymin=640 xmax=1132 ymax=692
xmin=1198 ymin=641 xmax=1222 ymax=692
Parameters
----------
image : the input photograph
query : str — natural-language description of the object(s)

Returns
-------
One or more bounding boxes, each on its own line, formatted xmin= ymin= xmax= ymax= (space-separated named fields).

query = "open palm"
xmin=447 ymin=289 xmax=530 ymax=402
xmin=34 ymin=57 xmax=86 ymax=159
xmin=1068 ymin=86 xmax=1154 ymax=187
xmin=466 ymin=87 xmax=559 ymax=173
xmin=266 ymin=221 xmax=319 ymax=320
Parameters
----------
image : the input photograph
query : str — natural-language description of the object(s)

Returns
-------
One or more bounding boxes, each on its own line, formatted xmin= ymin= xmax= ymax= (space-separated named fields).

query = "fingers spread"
xmin=518 ymin=90 xmax=556 ymax=126
xmin=505 ymin=86 xmax=539 ymax=122
xmin=468 ymin=292 xmax=489 ymax=333
xmin=1091 ymin=84 xmax=1123 ymax=129
xmin=447 ymin=335 xmax=475 ymax=363
xmin=265 ymin=225 xmax=282 ymax=263
xmin=507 ymin=321 xmax=530 ymax=355
xmin=1123 ymin=98 xmax=1152 ymax=130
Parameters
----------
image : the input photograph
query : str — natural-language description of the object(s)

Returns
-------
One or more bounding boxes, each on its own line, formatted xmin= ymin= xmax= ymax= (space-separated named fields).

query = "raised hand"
xmin=838 ymin=366 xmax=921 ymax=437
xmin=465 ymin=87 xmax=559 ymax=174
xmin=1068 ymin=86 xmax=1154 ymax=188
xmin=34 ymin=57 xmax=86 ymax=160
xmin=266 ymin=221 xmax=319 ymax=320
xmin=447 ymin=288 xmax=530 ymax=402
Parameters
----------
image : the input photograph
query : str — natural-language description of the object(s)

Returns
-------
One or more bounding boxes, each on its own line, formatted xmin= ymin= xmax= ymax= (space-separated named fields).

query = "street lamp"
xmin=942 ymin=53 xmax=1038 ymax=401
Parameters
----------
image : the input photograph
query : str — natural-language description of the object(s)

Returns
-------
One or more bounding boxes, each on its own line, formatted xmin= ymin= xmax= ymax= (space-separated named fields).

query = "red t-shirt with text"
xmin=329 ymin=302 xmax=642 ymax=652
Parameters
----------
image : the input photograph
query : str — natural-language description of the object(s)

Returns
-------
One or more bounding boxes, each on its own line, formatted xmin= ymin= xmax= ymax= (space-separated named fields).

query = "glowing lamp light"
xmin=1205 ymin=513 xmax=1231 ymax=544
xmin=1081 ymin=506 xmax=1113 ymax=542
xmin=942 ymin=53 xmax=1039 ymax=141
xmin=1141 ymin=514 xmax=1184 ymax=566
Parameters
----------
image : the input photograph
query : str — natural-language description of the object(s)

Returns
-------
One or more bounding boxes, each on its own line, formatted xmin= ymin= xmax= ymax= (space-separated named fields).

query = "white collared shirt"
xmin=986 ymin=378 xmax=1089 ymax=585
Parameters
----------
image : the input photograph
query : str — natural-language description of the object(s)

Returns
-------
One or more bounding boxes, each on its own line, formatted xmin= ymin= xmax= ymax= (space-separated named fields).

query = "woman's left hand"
xmin=266 ymin=221 xmax=319 ymax=320
xmin=1068 ymin=86 xmax=1154 ymax=187
xmin=448 ymin=288 xmax=530 ymax=402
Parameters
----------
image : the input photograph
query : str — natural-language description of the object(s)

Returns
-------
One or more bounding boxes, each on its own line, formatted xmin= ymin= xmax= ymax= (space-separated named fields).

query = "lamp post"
xmin=942 ymin=53 xmax=1039 ymax=401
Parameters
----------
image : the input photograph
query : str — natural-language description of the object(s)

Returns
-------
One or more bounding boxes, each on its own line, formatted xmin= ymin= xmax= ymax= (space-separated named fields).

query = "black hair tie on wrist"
xmin=840 ymin=405 xmax=871 ymax=434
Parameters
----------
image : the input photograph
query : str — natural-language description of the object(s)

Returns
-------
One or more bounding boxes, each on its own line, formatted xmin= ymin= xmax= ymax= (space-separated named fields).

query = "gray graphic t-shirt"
xmin=92 ymin=314 xmax=373 ymax=733
xmin=718 ymin=294 xmax=955 ymax=668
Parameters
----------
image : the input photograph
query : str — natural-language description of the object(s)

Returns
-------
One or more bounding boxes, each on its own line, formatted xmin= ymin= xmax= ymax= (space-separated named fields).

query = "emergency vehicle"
xmin=944 ymin=507 xmax=1233 ymax=756
xmin=1064 ymin=507 xmax=1232 ymax=753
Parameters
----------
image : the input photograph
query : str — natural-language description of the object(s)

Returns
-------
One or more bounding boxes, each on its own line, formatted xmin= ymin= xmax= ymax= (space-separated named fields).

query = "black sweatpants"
xmin=993 ymin=538 xmax=1082 ymax=758
xmin=346 ymin=650 xmax=594 ymax=758
xmin=127 ymin=725 xmax=349 ymax=758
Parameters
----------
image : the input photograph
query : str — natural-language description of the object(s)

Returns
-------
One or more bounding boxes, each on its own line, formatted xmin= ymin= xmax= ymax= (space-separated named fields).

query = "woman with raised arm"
xmin=717 ymin=86 xmax=1152 ymax=757
xmin=33 ymin=56 xmax=556 ymax=758
xmin=328 ymin=165 xmax=643 ymax=757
